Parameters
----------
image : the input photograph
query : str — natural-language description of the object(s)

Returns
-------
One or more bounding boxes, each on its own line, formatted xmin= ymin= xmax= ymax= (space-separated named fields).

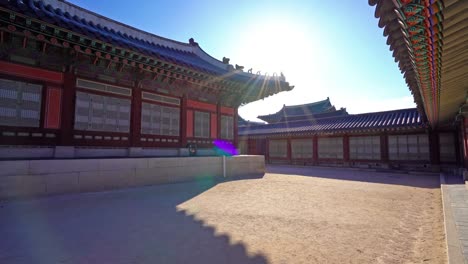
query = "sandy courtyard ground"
xmin=0 ymin=166 xmax=446 ymax=264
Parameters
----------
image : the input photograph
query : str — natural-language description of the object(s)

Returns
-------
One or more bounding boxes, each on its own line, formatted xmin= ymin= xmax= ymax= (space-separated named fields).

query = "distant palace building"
xmin=0 ymin=0 xmax=292 ymax=158
xmin=240 ymin=0 xmax=468 ymax=175
xmin=239 ymin=99 xmax=459 ymax=171
xmin=257 ymin=98 xmax=349 ymax=124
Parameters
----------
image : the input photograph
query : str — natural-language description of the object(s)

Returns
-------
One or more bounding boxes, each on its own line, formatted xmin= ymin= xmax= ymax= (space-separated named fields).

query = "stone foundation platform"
xmin=0 ymin=155 xmax=265 ymax=200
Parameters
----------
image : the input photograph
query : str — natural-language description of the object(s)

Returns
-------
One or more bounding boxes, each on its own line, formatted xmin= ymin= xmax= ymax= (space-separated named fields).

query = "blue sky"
xmin=69 ymin=0 xmax=415 ymax=121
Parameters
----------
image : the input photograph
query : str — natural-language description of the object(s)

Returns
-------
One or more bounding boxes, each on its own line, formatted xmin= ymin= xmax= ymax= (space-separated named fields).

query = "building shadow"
xmin=442 ymin=173 xmax=465 ymax=185
xmin=0 ymin=178 xmax=268 ymax=264
xmin=266 ymin=164 xmax=441 ymax=189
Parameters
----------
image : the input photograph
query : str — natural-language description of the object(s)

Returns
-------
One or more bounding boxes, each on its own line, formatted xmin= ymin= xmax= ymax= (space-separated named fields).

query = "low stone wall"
xmin=0 ymin=146 xmax=218 ymax=159
xmin=0 ymin=155 xmax=265 ymax=200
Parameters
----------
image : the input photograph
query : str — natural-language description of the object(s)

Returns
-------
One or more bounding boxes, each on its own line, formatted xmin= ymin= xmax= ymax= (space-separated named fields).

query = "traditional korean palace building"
xmin=240 ymin=0 xmax=468 ymax=174
xmin=0 ymin=0 xmax=293 ymax=159
xmin=239 ymin=99 xmax=457 ymax=171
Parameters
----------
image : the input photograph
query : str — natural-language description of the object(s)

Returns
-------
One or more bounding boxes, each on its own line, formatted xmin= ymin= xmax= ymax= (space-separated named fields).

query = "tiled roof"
xmin=0 ymin=0 xmax=289 ymax=86
xmin=240 ymin=108 xmax=426 ymax=136
xmin=276 ymin=108 xmax=349 ymax=123
xmin=257 ymin=98 xmax=335 ymax=123
xmin=238 ymin=115 xmax=264 ymax=127
xmin=2 ymin=0 xmax=218 ymax=72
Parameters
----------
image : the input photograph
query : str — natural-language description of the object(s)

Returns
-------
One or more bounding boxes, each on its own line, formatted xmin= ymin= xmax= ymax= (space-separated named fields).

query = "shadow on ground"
xmin=266 ymin=165 xmax=441 ymax=189
xmin=0 ymin=176 xmax=267 ymax=264
xmin=443 ymin=173 xmax=465 ymax=184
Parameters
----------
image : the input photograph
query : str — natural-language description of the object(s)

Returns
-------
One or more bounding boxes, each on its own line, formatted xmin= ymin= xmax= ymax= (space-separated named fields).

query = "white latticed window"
xmin=318 ymin=137 xmax=343 ymax=159
xmin=221 ymin=115 xmax=233 ymax=139
xmin=388 ymin=134 xmax=429 ymax=160
xmin=194 ymin=111 xmax=210 ymax=138
xmin=0 ymin=78 xmax=42 ymax=127
xmin=141 ymin=102 xmax=180 ymax=136
xmin=349 ymin=136 xmax=381 ymax=160
xmin=291 ymin=139 xmax=313 ymax=158
xmin=74 ymin=91 xmax=131 ymax=133
xmin=439 ymin=133 xmax=456 ymax=162
xmin=269 ymin=139 xmax=287 ymax=158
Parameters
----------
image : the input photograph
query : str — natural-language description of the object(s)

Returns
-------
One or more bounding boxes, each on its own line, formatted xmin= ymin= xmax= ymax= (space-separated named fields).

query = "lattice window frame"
xmin=349 ymin=136 xmax=381 ymax=160
xmin=388 ymin=134 xmax=429 ymax=161
xmin=0 ymin=78 xmax=42 ymax=128
xmin=291 ymin=138 xmax=313 ymax=159
xmin=269 ymin=139 xmax=288 ymax=158
xmin=141 ymin=102 xmax=180 ymax=136
xmin=317 ymin=137 xmax=344 ymax=159
xmin=221 ymin=115 xmax=234 ymax=140
xmin=439 ymin=133 xmax=456 ymax=162
xmin=194 ymin=111 xmax=210 ymax=138
xmin=74 ymin=91 xmax=131 ymax=133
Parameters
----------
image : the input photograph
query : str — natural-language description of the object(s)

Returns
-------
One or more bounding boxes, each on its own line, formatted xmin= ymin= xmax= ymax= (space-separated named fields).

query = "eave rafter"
xmin=392 ymin=0 xmax=444 ymax=126
xmin=371 ymin=0 xmax=468 ymax=127
xmin=0 ymin=7 xmax=255 ymax=101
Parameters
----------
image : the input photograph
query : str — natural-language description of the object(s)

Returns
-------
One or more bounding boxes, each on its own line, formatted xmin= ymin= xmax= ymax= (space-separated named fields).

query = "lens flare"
xmin=213 ymin=140 xmax=238 ymax=156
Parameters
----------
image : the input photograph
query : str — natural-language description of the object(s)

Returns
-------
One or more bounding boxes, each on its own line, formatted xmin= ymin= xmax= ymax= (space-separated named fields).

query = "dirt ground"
xmin=178 ymin=166 xmax=446 ymax=264
xmin=0 ymin=166 xmax=446 ymax=264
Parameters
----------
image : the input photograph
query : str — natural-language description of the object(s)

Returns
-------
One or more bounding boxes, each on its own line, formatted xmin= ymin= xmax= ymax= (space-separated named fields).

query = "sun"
xmin=232 ymin=18 xmax=315 ymax=76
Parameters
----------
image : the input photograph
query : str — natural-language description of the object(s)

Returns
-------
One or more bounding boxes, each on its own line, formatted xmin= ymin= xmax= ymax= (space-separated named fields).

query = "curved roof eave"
xmin=21 ymin=0 xmax=288 ymax=84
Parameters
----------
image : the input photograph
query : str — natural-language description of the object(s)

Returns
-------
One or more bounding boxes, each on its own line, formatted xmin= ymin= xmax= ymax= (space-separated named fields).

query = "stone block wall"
xmin=0 ymin=155 xmax=265 ymax=199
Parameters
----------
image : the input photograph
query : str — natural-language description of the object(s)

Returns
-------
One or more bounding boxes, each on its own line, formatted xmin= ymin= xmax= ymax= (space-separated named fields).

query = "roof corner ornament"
xmin=247 ymin=68 xmax=252 ymax=74
xmin=280 ymin=72 xmax=285 ymax=81
xmin=256 ymin=71 xmax=261 ymax=75
xmin=189 ymin=38 xmax=198 ymax=46
xmin=235 ymin=64 xmax=244 ymax=71
xmin=222 ymin=57 xmax=230 ymax=64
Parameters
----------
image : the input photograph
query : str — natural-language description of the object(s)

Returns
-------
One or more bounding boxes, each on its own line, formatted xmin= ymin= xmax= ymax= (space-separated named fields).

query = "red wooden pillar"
xmin=43 ymin=87 xmax=63 ymax=130
xmin=380 ymin=134 xmax=389 ymax=162
xmin=59 ymin=71 xmax=76 ymax=146
xmin=39 ymin=82 xmax=48 ymax=129
xmin=463 ymin=117 xmax=468 ymax=169
xmin=216 ymin=103 xmax=221 ymax=140
xmin=265 ymin=137 xmax=270 ymax=163
xmin=287 ymin=137 xmax=292 ymax=164
xmin=210 ymin=111 xmax=218 ymax=141
xmin=130 ymin=85 xmax=141 ymax=147
xmin=234 ymin=107 xmax=239 ymax=151
xmin=454 ymin=130 xmax=461 ymax=165
xmin=343 ymin=135 xmax=350 ymax=163
xmin=313 ymin=135 xmax=318 ymax=164
xmin=429 ymin=130 xmax=440 ymax=166
xmin=180 ymin=95 xmax=188 ymax=147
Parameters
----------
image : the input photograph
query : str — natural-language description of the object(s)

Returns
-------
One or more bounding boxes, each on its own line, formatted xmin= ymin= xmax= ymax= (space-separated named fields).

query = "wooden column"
xmin=429 ymin=130 xmax=440 ymax=165
xmin=130 ymin=85 xmax=141 ymax=147
xmin=39 ymin=82 xmax=48 ymax=130
xmin=265 ymin=137 xmax=270 ymax=163
xmin=180 ymin=95 xmax=188 ymax=147
xmin=287 ymin=137 xmax=292 ymax=164
xmin=234 ymin=107 xmax=239 ymax=150
xmin=343 ymin=135 xmax=350 ymax=162
xmin=380 ymin=133 xmax=389 ymax=162
xmin=313 ymin=135 xmax=318 ymax=164
xmin=463 ymin=117 xmax=468 ymax=169
xmin=59 ymin=70 xmax=76 ymax=146
xmin=454 ymin=129 xmax=462 ymax=165
xmin=216 ymin=103 xmax=221 ymax=140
